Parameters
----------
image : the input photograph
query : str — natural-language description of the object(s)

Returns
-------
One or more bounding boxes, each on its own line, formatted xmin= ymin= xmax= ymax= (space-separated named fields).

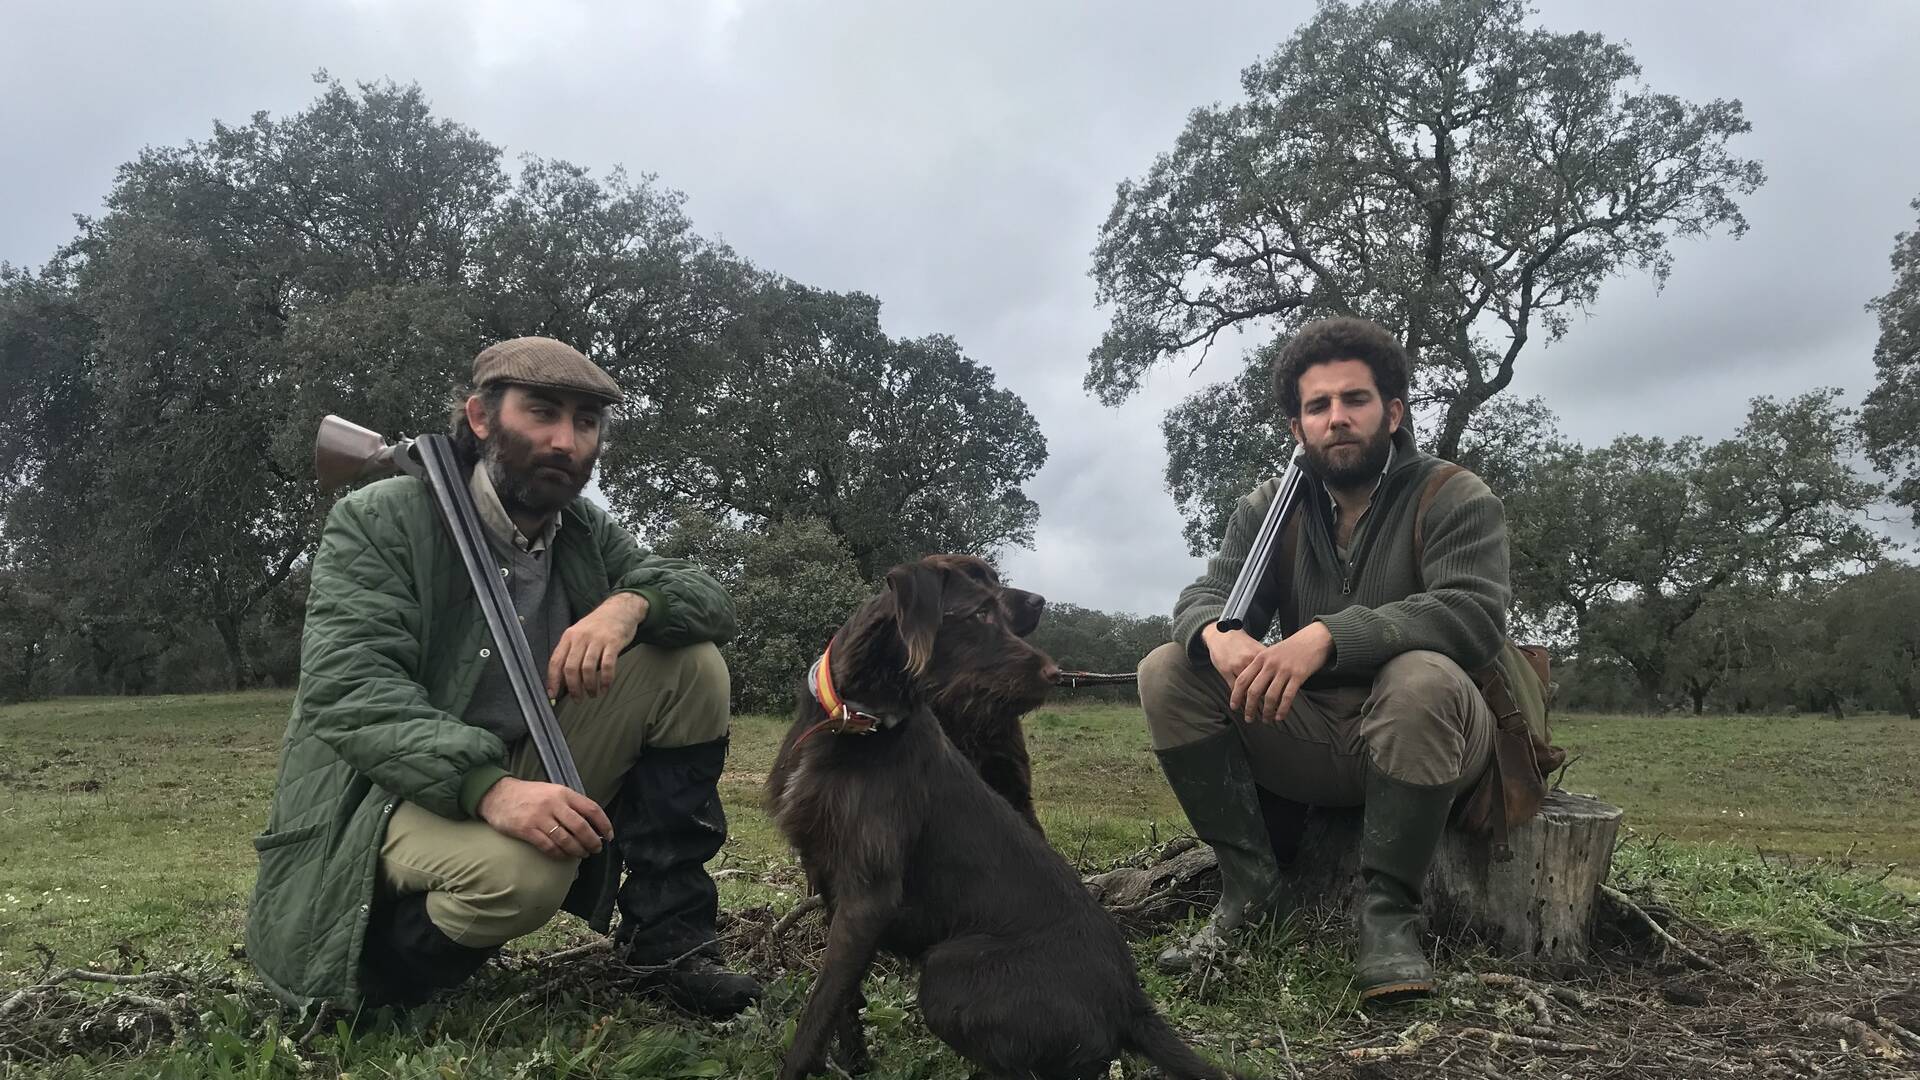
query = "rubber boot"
xmin=1355 ymin=768 xmax=1458 ymax=1003
xmin=610 ymin=737 xmax=763 ymax=1018
xmin=1153 ymin=730 xmax=1286 ymax=973
xmin=358 ymin=892 xmax=498 ymax=1008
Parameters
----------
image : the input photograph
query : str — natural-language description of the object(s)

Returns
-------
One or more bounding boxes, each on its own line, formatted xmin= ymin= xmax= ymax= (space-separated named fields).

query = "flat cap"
xmin=471 ymin=337 xmax=624 ymax=405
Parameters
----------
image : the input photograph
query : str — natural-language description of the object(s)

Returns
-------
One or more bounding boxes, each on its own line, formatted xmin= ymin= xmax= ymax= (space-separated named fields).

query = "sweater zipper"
xmin=1341 ymin=495 xmax=1384 ymax=596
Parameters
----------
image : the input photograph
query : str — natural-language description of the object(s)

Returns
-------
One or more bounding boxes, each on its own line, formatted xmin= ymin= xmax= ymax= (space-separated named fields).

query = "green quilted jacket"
xmin=245 ymin=473 xmax=736 ymax=1010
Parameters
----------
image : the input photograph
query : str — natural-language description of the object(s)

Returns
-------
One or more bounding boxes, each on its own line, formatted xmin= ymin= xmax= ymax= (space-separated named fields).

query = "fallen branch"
xmin=1875 ymin=1017 xmax=1920 ymax=1055
xmin=1601 ymin=884 xmax=1764 ymax=989
xmin=1456 ymin=1027 xmax=1601 ymax=1054
xmin=530 ymin=938 xmax=612 ymax=966
xmin=1341 ymin=1023 xmax=1439 ymax=1060
xmin=1807 ymin=1011 xmax=1904 ymax=1058
xmin=773 ymin=895 xmax=825 ymax=938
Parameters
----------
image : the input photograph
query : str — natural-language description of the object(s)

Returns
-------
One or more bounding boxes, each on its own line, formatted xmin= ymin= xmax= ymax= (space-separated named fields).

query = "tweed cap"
xmin=471 ymin=337 xmax=624 ymax=405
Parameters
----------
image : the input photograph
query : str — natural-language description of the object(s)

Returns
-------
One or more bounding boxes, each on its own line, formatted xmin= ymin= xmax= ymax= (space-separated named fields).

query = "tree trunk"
xmin=1089 ymin=791 xmax=1624 ymax=971
xmin=214 ymin=615 xmax=252 ymax=691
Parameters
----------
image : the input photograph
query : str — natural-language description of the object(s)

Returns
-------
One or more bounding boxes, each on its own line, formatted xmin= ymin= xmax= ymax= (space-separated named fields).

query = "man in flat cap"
xmin=248 ymin=337 xmax=762 ymax=1018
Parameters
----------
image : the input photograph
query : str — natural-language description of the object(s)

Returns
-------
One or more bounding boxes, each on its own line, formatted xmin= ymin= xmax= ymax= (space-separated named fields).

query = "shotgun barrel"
xmin=1215 ymin=450 xmax=1305 ymax=634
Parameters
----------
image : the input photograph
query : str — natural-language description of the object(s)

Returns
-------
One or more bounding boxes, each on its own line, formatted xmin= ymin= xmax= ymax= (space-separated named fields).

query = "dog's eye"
xmin=972 ymin=608 xmax=995 ymax=623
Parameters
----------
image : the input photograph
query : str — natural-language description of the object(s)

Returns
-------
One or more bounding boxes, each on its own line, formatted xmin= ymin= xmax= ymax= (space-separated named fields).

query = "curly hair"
xmin=446 ymin=383 xmax=508 ymax=464
xmin=1270 ymin=317 xmax=1409 ymax=418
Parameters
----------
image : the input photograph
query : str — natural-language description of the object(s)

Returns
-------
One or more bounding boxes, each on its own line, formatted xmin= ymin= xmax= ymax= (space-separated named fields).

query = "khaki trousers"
xmin=1136 ymin=642 xmax=1492 ymax=806
xmin=379 ymin=642 xmax=730 ymax=947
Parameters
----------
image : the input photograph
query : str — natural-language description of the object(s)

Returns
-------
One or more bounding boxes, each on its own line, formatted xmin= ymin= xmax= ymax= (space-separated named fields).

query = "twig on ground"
xmin=1875 ymin=1017 xmax=1920 ymax=1055
xmin=773 ymin=894 xmax=825 ymax=938
xmin=1273 ymin=1024 xmax=1300 ymax=1080
xmin=1341 ymin=1022 xmax=1439 ymax=1060
xmin=531 ymin=938 xmax=612 ymax=965
xmin=1455 ymin=1027 xmax=1601 ymax=1054
xmin=1807 ymin=1011 xmax=1905 ymax=1058
xmin=1472 ymin=971 xmax=1604 ymax=1012
xmin=1602 ymin=883 xmax=1765 ymax=989
xmin=296 ymin=1004 xmax=336 ymax=1049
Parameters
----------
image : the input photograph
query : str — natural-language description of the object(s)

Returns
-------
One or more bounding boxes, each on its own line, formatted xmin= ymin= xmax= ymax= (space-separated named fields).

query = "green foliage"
xmin=0 ymin=75 xmax=1045 ymax=699
xmin=605 ymin=283 xmax=1046 ymax=579
xmin=1822 ymin=564 xmax=1920 ymax=718
xmin=1093 ymin=0 xmax=1762 ymax=546
xmin=1506 ymin=390 xmax=1884 ymax=707
xmin=1611 ymin=839 xmax=1916 ymax=954
xmin=656 ymin=512 xmax=872 ymax=712
xmin=1025 ymin=603 xmax=1170 ymax=697
xmin=1862 ymin=195 xmax=1920 ymax=521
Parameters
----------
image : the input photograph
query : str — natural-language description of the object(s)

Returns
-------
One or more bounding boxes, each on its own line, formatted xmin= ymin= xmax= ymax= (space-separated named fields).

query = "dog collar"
xmin=800 ymin=640 xmax=900 ymax=744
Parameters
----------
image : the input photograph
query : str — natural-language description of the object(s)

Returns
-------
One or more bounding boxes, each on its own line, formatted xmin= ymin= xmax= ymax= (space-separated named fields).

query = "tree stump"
xmin=1087 ymin=790 xmax=1624 ymax=969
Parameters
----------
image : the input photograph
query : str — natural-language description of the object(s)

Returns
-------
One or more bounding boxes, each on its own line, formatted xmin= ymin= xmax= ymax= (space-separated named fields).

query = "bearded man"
xmin=1137 ymin=317 xmax=1510 ymax=1003
xmin=247 ymin=337 xmax=761 ymax=1018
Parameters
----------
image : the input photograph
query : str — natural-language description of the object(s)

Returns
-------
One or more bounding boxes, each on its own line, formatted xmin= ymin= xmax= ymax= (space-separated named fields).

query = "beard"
xmin=482 ymin=424 xmax=597 ymax=518
xmin=1302 ymin=420 xmax=1394 ymax=490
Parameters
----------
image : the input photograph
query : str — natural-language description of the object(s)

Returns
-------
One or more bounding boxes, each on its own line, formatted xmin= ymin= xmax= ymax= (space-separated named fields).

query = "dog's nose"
xmin=1025 ymin=593 xmax=1046 ymax=611
xmin=1040 ymin=662 xmax=1061 ymax=683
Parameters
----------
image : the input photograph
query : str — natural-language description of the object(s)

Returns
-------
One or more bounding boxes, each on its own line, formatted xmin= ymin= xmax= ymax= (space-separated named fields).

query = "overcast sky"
xmin=5 ymin=1 xmax=1917 ymax=615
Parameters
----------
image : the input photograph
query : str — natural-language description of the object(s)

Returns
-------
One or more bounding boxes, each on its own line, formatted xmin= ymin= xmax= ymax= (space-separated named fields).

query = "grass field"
xmin=1 ymin=691 xmax=1916 ymax=1076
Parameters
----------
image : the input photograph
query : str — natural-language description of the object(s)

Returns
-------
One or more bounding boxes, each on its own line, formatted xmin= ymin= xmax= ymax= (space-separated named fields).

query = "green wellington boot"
xmin=1153 ymin=730 xmax=1286 ymax=973
xmin=1354 ymin=768 xmax=1459 ymax=1003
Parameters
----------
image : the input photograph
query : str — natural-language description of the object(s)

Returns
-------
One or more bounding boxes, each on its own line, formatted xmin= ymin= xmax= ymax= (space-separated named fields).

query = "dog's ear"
xmin=885 ymin=561 xmax=944 ymax=676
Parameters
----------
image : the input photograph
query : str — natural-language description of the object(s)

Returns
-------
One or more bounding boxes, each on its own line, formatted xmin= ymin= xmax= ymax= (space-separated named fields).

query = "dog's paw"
xmin=833 ymin=1042 xmax=871 ymax=1075
xmin=776 ymin=1054 xmax=826 ymax=1080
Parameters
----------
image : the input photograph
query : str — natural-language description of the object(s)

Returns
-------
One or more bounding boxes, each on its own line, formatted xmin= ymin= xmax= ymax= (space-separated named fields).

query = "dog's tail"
xmin=1124 ymin=1006 xmax=1260 ymax=1080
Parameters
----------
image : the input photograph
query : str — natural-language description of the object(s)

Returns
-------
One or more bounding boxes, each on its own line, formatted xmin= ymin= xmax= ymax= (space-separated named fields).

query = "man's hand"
xmin=1229 ymin=621 xmax=1334 ymax=726
xmin=1201 ymin=624 xmax=1267 ymax=684
xmin=547 ymin=592 xmax=649 ymax=700
xmin=477 ymin=776 xmax=614 ymax=859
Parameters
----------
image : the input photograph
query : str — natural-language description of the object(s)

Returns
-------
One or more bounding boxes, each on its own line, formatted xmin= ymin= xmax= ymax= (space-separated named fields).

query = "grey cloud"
xmin=5 ymin=0 xmax=1916 ymax=617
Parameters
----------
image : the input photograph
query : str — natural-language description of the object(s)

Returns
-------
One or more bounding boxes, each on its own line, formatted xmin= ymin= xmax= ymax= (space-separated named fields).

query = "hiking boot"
xmin=641 ymin=950 xmax=765 ymax=1019
xmin=1152 ymin=731 xmax=1288 ymax=974
xmin=609 ymin=737 xmax=763 ymax=1017
xmin=358 ymin=892 xmax=497 ymax=1008
xmin=1355 ymin=768 xmax=1458 ymax=1004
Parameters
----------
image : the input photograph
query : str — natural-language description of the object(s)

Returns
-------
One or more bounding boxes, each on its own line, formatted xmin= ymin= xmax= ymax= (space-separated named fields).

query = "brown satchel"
xmin=1412 ymin=464 xmax=1564 ymax=859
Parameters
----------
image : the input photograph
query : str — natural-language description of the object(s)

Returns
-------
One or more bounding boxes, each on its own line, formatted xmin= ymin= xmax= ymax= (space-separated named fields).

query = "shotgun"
xmin=314 ymin=415 xmax=587 ymax=795
xmin=1215 ymin=448 xmax=1306 ymax=634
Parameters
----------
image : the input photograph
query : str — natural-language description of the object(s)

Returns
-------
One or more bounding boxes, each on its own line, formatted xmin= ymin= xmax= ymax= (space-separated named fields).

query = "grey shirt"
xmin=460 ymin=464 xmax=571 ymax=746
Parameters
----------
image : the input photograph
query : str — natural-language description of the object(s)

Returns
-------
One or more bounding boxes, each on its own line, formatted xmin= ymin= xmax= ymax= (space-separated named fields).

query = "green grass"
xmin=1550 ymin=711 xmax=1920 ymax=890
xmin=1 ymin=693 xmax=1915 ymax=1076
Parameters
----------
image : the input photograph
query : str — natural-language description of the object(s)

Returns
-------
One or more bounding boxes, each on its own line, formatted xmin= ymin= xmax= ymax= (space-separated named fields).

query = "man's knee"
xmin=630 ymin=640 xmax=730 ymax=747
xmin=1376 ymin=650 xmax=1477 ymax=713
xmin=429 ymin=844 xmax=577 ymax=947
xmin=1361 ymin=651 xmax=1487 ymax=785
xmin=1138 ymin=640 xmax=1227 ymax=750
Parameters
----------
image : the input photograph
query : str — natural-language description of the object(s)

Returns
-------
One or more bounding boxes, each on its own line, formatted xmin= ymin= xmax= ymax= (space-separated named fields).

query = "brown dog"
xmin=919 ymin=554 xmax=1047 ymax=831
xmin=766 ymin=557 xmax=1251 ymax=1080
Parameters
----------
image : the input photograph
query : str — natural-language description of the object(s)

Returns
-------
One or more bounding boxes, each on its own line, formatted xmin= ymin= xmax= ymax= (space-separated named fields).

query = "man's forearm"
xmin=597 ymin=590 xmax=650 ymax=632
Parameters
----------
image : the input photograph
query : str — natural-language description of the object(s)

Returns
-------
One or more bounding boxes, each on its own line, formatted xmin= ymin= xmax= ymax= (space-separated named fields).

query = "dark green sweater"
xmin=1172 ymin=427 xmax=1510 ymax=679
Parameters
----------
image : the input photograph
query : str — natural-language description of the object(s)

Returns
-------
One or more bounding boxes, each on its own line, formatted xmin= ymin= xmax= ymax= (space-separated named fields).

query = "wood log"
xmin=1088 ymin=790 xmax=1624 ymax=969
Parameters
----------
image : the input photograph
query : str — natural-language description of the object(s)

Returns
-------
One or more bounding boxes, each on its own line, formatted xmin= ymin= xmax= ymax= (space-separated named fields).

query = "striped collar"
xmin=798 ymin=639 xmax=903 ymax=745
